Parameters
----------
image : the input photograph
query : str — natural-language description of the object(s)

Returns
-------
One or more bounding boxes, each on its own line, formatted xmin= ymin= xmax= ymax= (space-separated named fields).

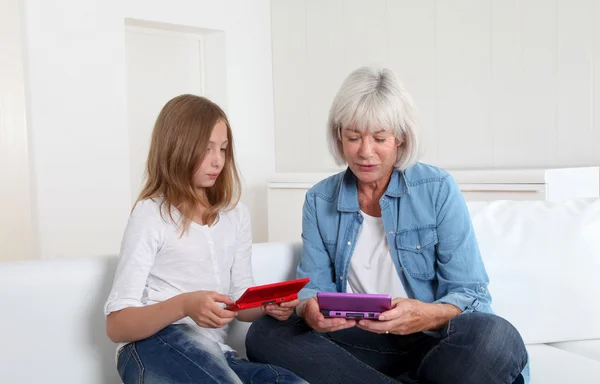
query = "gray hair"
xmin=327 ymin=66 xmax=421 ymax=170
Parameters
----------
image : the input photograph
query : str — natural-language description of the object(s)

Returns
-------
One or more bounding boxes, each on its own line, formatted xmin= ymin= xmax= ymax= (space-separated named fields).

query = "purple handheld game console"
xmin=316 ymin=292 xmax=392 ymax=319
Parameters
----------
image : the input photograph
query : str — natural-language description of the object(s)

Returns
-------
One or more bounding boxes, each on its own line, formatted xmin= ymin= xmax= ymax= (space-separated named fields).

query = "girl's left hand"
xmin=263 ymin=299 xmax=299 ymax=321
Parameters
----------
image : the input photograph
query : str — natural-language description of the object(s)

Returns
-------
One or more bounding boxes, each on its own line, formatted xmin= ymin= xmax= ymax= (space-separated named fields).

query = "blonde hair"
xmin=327 ymin=66 xmax=422 ymax=170
xmin=136 ymin=94 xmax=241 ymax=232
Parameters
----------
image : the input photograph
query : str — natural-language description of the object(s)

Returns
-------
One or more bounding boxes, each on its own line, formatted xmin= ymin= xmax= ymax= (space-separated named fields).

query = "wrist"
xmin=295 ymin=300 xmax=307 ymax=318
xmin=427 ymin=303 xmax=460 ymax=330
xmin=174 ymin=293 xmax=189 ymax=318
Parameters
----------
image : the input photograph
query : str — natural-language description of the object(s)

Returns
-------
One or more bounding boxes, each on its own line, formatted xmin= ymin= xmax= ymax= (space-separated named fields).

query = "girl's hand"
xmin=263 ymin=299 xmax=299 ymax=321
xmin=182 ymin=291 xmax=237 ymax=328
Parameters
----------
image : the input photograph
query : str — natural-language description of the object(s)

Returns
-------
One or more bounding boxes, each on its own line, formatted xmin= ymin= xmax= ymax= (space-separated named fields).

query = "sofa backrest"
xmin=467 ymin=198 xmax=600 ymax=344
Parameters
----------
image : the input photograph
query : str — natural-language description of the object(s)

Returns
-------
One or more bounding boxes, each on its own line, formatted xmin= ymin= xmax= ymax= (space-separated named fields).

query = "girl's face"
xmin=193 ymin=120 xmax=228 ymax=189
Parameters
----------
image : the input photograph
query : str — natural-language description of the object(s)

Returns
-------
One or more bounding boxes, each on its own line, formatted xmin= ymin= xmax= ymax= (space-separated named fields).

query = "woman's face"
xmin=340 ymin=127 xmax=401 ymax=184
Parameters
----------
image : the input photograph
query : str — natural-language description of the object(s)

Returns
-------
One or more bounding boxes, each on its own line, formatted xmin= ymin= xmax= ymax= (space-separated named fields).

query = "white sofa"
xmin=1 ymin=199 xmax=600 ymax=383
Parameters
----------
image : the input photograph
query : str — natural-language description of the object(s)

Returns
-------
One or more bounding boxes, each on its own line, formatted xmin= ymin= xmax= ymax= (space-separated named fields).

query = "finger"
xmin=379 ymin=304 xmax=408 ymax=321
xmin=205 ymin=310 xmax=235 ymax=327
xmin=279 ymin=299 xmax=299 ymax=308
xmin=265 ymin=307 xmax=292 ymax=315
xmin=392 ymin=297 xmax=409 ymax=306
xmin=324 ymin=320 xmax=357 ymax=333
xmin=358 ymin=319 xmax=392 ymax=333
xmin=317 ymin=317 xmax=349 ymax=330
xmin=211 ymin=293 xmax=235 ymax=305
xmin=213 ymin=304 xmax=238 ymax=319
xmin=310 ymin=310 xmax=326 ymax=324
xmin=195 ymin=316 xmax=220 ymax=328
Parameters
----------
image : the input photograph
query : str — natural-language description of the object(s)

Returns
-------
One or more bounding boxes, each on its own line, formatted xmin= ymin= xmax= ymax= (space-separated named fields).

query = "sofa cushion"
xmin=549 ymin=340 xmax=600 ymax=363
xmin=527 ymin=344 xmax=600 ymax=383
xmin=467 ymin=199 xmax=600 ymax=344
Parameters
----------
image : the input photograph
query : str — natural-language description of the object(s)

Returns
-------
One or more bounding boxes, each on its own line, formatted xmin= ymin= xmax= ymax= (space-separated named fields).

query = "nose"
xmin=211 ymin=149 xmax=224 ymax=169
xmin=358 ymin=136 xmax=374 ymax=158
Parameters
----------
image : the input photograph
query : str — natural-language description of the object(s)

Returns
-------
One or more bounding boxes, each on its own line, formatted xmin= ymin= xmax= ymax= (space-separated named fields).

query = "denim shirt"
xmin=296 ymin=163 xmax=492 ymax=314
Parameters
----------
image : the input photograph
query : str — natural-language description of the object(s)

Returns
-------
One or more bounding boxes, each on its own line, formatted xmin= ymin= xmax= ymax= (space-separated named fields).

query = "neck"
xmin=357 ymin=169 xmax=393 ymax=199
xmin=356 ymin=168 xmax=393 ymax=217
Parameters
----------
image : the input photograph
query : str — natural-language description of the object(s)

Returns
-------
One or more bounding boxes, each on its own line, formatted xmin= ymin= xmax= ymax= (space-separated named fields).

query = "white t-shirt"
xmin=347 ymin=210 xmax=408 ymax=298
xmin=104 ymin=198 xmax=254 ymax=354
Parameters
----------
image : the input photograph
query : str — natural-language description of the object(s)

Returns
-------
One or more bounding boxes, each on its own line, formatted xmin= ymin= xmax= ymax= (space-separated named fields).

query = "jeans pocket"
xmin=118 ymin=343 xmax=144 ymax=384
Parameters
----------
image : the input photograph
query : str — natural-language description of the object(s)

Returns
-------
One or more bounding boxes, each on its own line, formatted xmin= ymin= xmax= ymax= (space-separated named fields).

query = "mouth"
xmin=357 ymin=164 xmax=378 ymax=171
xmin=207 ymin=173 xmax=220 ymax=179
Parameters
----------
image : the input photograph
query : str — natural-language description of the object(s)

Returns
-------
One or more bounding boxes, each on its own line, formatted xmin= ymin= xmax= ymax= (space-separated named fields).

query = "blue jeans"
xmin=246 ymin=312 xmax=528 ymax=384
xmin=117 ymin=324 xmax=307 ymax=384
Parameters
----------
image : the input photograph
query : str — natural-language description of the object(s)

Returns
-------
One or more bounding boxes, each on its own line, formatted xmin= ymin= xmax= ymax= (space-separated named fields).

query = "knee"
xmin=454 ymin=312 xmax=527 ymax=362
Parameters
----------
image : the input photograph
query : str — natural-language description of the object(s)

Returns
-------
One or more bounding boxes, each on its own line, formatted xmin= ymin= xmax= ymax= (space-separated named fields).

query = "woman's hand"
xmin=301 ymin=297 xmax=357 ymax=332
xmin=262 ymin=299 xmax=299 ymax=321
xmin=357 ymin=298 xmax=460 ymax=335
xmin=182 ymin=291 xmax=238 ymax=328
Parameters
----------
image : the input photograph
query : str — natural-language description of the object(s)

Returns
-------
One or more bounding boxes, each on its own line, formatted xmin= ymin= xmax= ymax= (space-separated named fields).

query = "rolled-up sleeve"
xmin=104 ymin=200 xmax=163 ymax=315
xmin=432 ymin=175 xmax=492 ymax=313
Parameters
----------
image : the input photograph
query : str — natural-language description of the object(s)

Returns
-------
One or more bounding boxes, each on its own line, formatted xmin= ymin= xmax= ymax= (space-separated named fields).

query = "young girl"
xmin=104 ymin=95 xmax=306 ymax=384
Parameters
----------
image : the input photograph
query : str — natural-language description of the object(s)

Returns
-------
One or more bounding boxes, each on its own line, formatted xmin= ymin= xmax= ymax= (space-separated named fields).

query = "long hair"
xmin=136 ymin=94 xmax=241 ymax=233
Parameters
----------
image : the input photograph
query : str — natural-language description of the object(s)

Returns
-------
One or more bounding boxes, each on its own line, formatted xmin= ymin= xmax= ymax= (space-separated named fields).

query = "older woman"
xmin=246 ymin=66 xmax=528 ymax=384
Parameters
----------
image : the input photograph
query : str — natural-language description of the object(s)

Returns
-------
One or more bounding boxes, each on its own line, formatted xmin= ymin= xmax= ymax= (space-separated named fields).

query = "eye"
xmin=220 ymin=147 xmax=227 ymax=152
xmin=374 ymin=137 xmax=387 ymax=143
xmin=347 ymin=136 xmax=360 ymax=142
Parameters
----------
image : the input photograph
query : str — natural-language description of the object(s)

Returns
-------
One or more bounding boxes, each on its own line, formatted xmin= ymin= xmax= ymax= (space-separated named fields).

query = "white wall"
xmin=20 ymin=0 xmax=274 ymax=259
xmin=0 ymin=0 xmax=34 ymax=261
xmin=271 ymin=0 xmax=600 ymax=172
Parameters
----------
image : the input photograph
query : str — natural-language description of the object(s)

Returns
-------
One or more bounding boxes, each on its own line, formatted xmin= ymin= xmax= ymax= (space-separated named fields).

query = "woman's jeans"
xmin=246 ymin=312 xmax=529 ymax=384
xmin=117 ymin=324 xmax=307 ymax=384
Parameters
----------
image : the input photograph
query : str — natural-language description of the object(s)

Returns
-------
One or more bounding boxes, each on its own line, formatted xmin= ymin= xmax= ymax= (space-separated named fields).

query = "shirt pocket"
xmin=396 ymin=226 xmax=438 ymax=280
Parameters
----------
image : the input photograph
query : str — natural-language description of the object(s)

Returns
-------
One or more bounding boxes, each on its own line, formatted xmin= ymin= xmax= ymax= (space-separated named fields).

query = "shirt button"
xmin=340 ymin=276 xmax=344 ymax=280
xmin=481 ymin=286 xmax=486 ymax=291
xmin=347 ymin=241 xmax=352 ymax=246
xmin=416 ymin=244 xmax=421 ymax=249
xmin=389 ymin=231 xmax=393 ymax=235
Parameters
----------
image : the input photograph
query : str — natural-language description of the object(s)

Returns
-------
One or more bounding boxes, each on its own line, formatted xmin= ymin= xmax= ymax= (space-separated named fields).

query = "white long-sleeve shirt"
xmin=104 ymin=198 xmax=254 ymax=353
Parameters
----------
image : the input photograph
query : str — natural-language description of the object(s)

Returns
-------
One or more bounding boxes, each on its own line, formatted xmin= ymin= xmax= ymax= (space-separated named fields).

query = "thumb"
xmin=211 ymin=293 xmax=235 ymax=305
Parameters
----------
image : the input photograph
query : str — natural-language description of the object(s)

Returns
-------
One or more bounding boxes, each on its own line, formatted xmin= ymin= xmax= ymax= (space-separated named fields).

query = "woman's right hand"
xmin=301 ymin=297 xmax=356 ymax=332
xmin=181 ymin=291 xmax=238 ymax=328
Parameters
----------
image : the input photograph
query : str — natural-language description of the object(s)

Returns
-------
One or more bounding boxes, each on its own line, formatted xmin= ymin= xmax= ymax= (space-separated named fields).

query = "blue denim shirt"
xmin=296 ymin=163 xmax=492 ymax=313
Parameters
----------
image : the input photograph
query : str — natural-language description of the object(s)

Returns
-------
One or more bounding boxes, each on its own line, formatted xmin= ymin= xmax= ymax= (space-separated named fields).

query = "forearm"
xmin=236 ymin=307 xmax=263 ymax=322
xmin=106 ymin=294 xmax=187 ymax=343
xmin=426 ymin=303 xmax=461 ymax=331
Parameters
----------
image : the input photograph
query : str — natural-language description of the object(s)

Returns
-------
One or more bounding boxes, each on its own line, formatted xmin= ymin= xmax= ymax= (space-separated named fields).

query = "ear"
xmin=395 ymin=135 xmax=404 ymax=148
